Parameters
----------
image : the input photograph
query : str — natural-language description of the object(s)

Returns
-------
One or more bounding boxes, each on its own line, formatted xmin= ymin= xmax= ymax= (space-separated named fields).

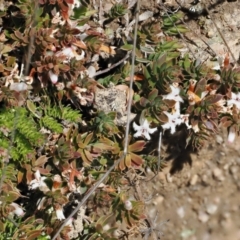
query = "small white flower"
xmin=228 ymin=126 xmax=236 ymax=143
xmin=161 ymin=112 xmax=182 ymax=134
xmin=162 ymin=84 xmax=183 ymax=103
xmin=9 ymin=203 xmax=25 ymax=216
xmin=56 ymin=207 xmax=65 ymax=220
xmin=124 ymin=200 xmax=132 ymax=211
xmin=29 ymin=170 xmax=49 ymax=192
xmin=133 ymin=119 xmax=157 ymax=140
xmin=227 ymin=92 xmax=240 ymax=110
xmin=49 ymin=70 xmax=58 ymax=84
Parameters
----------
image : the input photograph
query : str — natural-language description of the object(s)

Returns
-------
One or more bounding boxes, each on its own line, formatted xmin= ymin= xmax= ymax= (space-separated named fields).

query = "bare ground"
xmin=136 ymin=1 xmax=240 ymax=239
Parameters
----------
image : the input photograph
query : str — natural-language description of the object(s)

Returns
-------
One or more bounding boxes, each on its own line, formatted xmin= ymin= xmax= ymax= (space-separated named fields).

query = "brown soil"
xmin=137 ymin=2 xmax=240 ymax=239
xmin=136 ymin=1 xmax=240 ymax=239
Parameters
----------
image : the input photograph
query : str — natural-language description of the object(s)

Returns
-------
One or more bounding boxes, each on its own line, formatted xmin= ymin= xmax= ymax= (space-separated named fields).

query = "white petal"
xmin=76 ymin=50 xmax=85 ymax=61
xmin=228 ymin=127 xmax=236 ymax=143
xmin=161 ymin=122 xmax=171 ymax=130
xmin=134 ymin=131 xmax=142 ymax=138
xmin=56 ymin=208 xmax=65 ymax=220
xmin=34 ymin=170 xmax=41 ymax=181
xmin=10 ymin=203 xmax=25 ymax=216
xmin=133 ymin=122 xmax=141 ymax=131
xmin=49 ymin=70 xmax=58 ymax=84
xmin=142 ymin=119 xmax=150 ymax=129
xmin=170 ymin=124 xmax=177 ymax=134
xmin=61 ymin=47 xmax=74 ymax=58
xmin=29 ymin=180 xmax=40 ymax=190
xmin=144 ymin=131 xmax=151 ymax=140
xmin=148 ymin=127 xmax=157 ymax=134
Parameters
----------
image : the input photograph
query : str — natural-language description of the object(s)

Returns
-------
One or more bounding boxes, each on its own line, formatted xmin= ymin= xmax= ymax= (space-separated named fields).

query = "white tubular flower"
xmin=9 ymin=203 xmax=25 ymax=217
xmin=162 ymin=84 xmax=183 ymax=103
xmin=124 ymin=200 xmax=132 ymax=211
xmin=227 ymin=92 xmax=240 ymax=110
xmin=29 ymin=170 xmax=49 ymax=193
xmin=49 ymin=70 xmax=58 ymax=84
xmin=228 ymin=126 xmax=236 ymax=143
xmin=161 ymin=112 xmax=182 ymax=134
xmin=56 ymin=207 xmax=65 ymax=220
xmin=133 ymin=119 xmax=157 ymax=140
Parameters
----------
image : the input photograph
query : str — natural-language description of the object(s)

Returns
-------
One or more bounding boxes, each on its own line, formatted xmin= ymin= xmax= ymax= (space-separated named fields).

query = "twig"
xmin=51 ymin=0 xmax=141 ymax=239
xmin=157 ymin=131 xmax=162 ymax=173
xmin=92 ymin=51 xmax=131 ymax=78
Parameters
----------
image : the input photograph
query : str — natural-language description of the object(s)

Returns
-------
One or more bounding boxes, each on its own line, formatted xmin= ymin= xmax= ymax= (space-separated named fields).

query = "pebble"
xmin=176 ymin=206 xmax=185 ymax=218
xmin=207 ymin=30 xmax=214 ymax=38
xmin=212 ymin=167 xmax=225 ymax=181
xmin=190 ymin=174 xmax=198 ymax=185
xmin=216 ymin=135 xmax=223 ymax=144
xmin=198 ymin=211 xmax=209 ymax=223
xmin=152 ymin=195 xmax=164 ymax=205
xmin=206 ymin=203 xmax=218 ymax=215
xmin=229 ymin=165 xmax=238 ymax=175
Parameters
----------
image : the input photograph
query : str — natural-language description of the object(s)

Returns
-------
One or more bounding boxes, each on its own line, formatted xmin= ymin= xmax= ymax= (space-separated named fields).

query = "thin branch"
xmin=51 ymin=0 xmax=141 ymax=239
xmin=157 ymin=131 xmax=162 ymax=173
xmin=93 ymin=51 xmax=131 ymax=78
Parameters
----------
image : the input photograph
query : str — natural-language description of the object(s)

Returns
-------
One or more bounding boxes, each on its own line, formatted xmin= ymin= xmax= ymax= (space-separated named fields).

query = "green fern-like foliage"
xmin=0 ymin=107 xmax=45 ymax=161
xmin=40 ymin=105 xmax=81 ymax=133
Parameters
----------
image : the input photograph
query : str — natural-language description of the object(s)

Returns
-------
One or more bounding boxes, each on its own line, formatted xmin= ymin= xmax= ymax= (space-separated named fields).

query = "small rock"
xmin=206 ymin=203 xmax=218 ymax=215
xmin=176 ymin=206 xmax=185 ymax=218
xmin=223 ymin=163 xmax=229 ymax=170
xmin=166 ymin=173 xmax=173 ymax=183
xmin=212 ymin=168 xmax=225 ymax=181
xmin=198 ymin=211 xmax=209 ymax=223
xmin=201 ymin=174 xmax=209 ymax=185
xmin=190 ymin=174 xmax=198 ymax=185
xmin=216 ymin=135 xmax=223 ymax=144
xmin=229 ymin=165 xmax=238 ymax=175
xmin=207 ymin=30 xmax=214 ymax=38
xmin=152 ymin=195 xmax=164 ymax=205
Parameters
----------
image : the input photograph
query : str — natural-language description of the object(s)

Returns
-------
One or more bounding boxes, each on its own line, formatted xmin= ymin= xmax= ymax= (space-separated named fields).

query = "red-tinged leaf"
xmin=80 ymin=150 xmax=93 ymax=166
xmin=58 ymin=64 xmax=70 ymax=72
xmin=14 ymin=30 xmax=24 ymax=40
xmin=17 ymin=170 xmax=24 ymax=184
xmin=34 ymin=168 xmax=50 ymax=175
xmin=118 ymin=155 xmax=126 ymax=171
xmin=223 ymin=52 xmax=230 ymax=68
xmin=129 ymin=141 xmax=145 ymax=152
xmin=125 ymin=154 xmax=132 ymax=168
xmin=84 ymin=132 xmax=93 ymax=145
xmin=92 ymin=143 xmax=114 ymax=152
xmin=5 ymin=191 xmax=20 ymax=202
xmin=27 ymin=230 xmax=42 ymax=240
xmin=205 ymin=94 xmax=223 ymax=104
xmin=125 ymin=74 xmax=144 ymax=81
xmin=139 ymin=97 xmax=150 ymax=107
xmin=34 ymin=155 xmax=49 ymax=167
xmin=130 ymin=153 xmax=144 ymax=167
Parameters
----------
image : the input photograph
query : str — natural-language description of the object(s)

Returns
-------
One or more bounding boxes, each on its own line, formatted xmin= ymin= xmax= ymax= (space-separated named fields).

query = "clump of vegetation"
xmin=0 ymin=0 xmax=239 ymax=239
